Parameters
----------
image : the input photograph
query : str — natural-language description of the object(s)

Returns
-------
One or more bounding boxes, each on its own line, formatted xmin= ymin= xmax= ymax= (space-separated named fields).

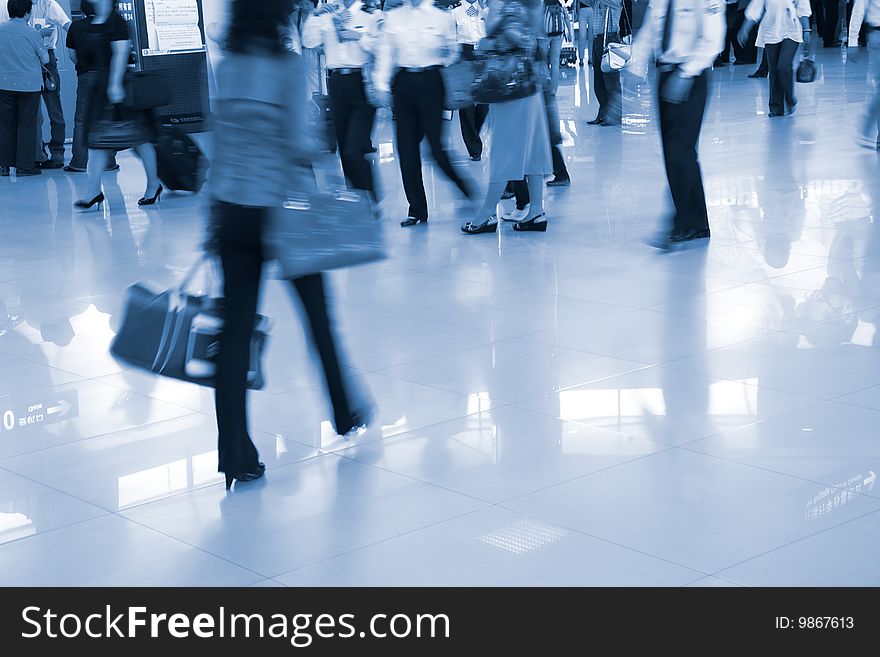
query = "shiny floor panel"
xmin=2 ymin=50 xmax=880 ymax=585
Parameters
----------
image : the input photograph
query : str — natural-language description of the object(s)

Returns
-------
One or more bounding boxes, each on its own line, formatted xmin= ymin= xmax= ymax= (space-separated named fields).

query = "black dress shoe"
xmin=587 ymin=117 xmax=604 ymax=125
xmin=14 ymin=168 xmax=42 ymax=176
xmin=748 ymin=70 xmax=768 ymax=78
xmin=400 ymin=216 xmax=427 ymax=227
xmin=546 ymin=175 xmax=571 ymax=187
xmin=0 ymin=166 xmax=9 ymax=177
xmin=470 ymin=154 xmax=482 ymax=161
xmin=500 ymin=189 xmax=516 ymax=200
xmin=38 ymin=160 xmax=63 ymax=170
xmin=224 ymin=462 xmax=266 ymax=490
xmin=669 ymin=228 xmax=711 ymax=243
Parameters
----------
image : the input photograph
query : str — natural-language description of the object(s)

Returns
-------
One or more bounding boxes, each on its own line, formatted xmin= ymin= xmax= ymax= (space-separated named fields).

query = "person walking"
xmin=588 ymin=0 xmax=624 ymax=125
xmin=0 ymin=0 xmax=49 ymax=177
xmin=543 ymin=0 xmax=574 ymax=93
xmin=739 ymin=0 xmax=811 ymax=117
xmin=452 ymin=0 xmax=489 ymax=160
xmin=73 ymin=0 xmax=162 ymax=210
xmin=630 ymin=0 xmax=725 ymax=248
xmin=301 ymin=0 xmax=382 ymax=195
xmin=29 ymin=0 xmax=69 ymax=169
xmin=373 ymin=0 xmax=476 ymax=227
xmin=850 ymin=0 xmax=880 ymax=149
xmin=64 ymin=0 xmax=118 ymax=173
xmin=576 ymin=0 xmax=593 ymax=65
xmin=211 ymin=0 xmax=372 ymax=489
xmin=461 ymin=0 xmax=553 ymax=234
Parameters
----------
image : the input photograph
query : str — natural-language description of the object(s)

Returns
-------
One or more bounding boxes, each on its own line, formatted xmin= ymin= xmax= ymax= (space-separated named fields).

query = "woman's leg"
xmin=525 ymin=174 xmax=545 ymax=220
xmin=133 ymin=141 xmax=161 ymax=196
xmin=778 ymin=38 xmax=799 ymax=110
xmin=577 ymin=6 xmax=592 ymax=65
xmin=471 ymin=179 xmax=509 ymax=224
xmin=83 ymin=148 xmax=110 ymax=199
xmin=549 ymin=36 xmax=563 ymax=94
xmin=214 ymin=202 xmax=264 ymax=475
xmin=290 ymin=272 xmax=358 ymax=434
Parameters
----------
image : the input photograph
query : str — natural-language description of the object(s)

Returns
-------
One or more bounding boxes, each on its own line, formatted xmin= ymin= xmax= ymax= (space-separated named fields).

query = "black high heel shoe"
xmin=224 ymin=462 xmax=266 ymax=490
xmin=74 ymin=192 xmax=105 ymax=210
xmin=138 ymin=184 xmax=163 ymax=206
xmin=512 ymin=212 xmax=548 ymax=232
xmin=461 ymin=217 xmax=498 ymax=234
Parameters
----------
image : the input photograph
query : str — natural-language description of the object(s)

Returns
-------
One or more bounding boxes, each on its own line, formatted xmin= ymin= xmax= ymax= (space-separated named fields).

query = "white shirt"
xmin=632 ymin=0 xmax=726 ymax=78
xmin=452 ymin=0 xmax=487 ymax=45
xmin=301 ymin=1 xmax=381 ymax=68
xmin=745 ymin=0 xmax=810 ymax=47
xmin=849 ymin=0 xmax=880 ymax=47
xmin=28 ymin=0 xmax=70 ymax=51
xmin=373 ymin=0 xmax=458 ymax=93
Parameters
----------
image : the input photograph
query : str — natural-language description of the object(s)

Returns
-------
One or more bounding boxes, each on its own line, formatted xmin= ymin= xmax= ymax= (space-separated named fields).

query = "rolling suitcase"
xmin=155 ymin=125 xmax=208 ymax=193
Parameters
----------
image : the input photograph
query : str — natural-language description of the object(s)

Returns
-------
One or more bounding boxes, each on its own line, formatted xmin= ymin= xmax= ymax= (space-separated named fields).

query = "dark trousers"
xmin=755 ymin=49 xmax=769 ymax=73
xmin=822 ymin=0 xmax=839 ymax=45
xmin=213 ymin=201 xmax=353 ymax=474
xmin=0 ymin=89 xmax=40 ymax=169
xmin=458 ymin=43 xmax=489 ymax=159
xmin=40 ymin=50 xmax=66 ymax=162
xmin=328 ymin=70 xmax=377 ymax=195
xmin=765 ymin=39 xmax=799 ymax=115
xmin=717 ymin=4 xmax=739 ymax=63
xmin=739 ymin=15 xmax=759 ymax=64
xmin=658 ymin=70 xmax=710 ymax=235
xmin=591 ymin=34 xmax=622 ymax=124
xmin=70 ymin=71 xmax=117 ymax=169
xmin=811 ymin=0 xmax=825 ymax=39
xmin=392 ymin=68 xmax=473 ymax=220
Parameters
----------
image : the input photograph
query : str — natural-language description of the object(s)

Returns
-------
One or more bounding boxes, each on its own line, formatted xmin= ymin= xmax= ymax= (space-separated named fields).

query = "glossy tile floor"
xmin=2 ymin=49 xmax=880 ymax=586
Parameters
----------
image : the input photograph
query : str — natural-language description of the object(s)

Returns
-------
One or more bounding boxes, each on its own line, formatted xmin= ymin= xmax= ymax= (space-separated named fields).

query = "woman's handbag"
xmin=442 ymin=58 xmax=477 ymax=110
xmin=473 ymin=49 xmax=538 ymax=104
xmin=600 ymin=4 xmax=633 ymax=73
xmin=88 ymin=104 xmax=147 ymax=150
xmin=796 ymin=58 xmax=817 ymax=83
xmin=110 ymin=257 xmax=270 ymax=390
xmin=544 ymin=2 xmax=566 ymax=36
xmin=124 ymin=70 xmax=172 ymax=111
xmin=41 ymin=65 xmax=57 ymax=92
xmin=266 ymin=187 xmax=386 ymax=279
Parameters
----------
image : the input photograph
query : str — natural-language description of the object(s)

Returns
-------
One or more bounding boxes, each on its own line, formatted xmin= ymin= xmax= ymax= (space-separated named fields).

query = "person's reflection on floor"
xmin=659 ymin=249 xmax=710 ymax=442
xmin=754 ymin=122 xmax=805 ymax=270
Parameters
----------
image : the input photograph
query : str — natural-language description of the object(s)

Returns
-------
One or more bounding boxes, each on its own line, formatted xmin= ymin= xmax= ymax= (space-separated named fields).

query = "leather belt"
xmin=400 ymin=65 xmax=442 ymax=73
xmin=329 ymin=67 xmax=363 ymax=75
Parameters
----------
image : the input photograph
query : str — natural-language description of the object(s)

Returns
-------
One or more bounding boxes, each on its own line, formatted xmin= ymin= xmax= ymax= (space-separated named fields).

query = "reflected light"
xmin=117 ymin=450 xmax=220 ymax=508
xmin=0 ymin=512 xmax=35 ymax=544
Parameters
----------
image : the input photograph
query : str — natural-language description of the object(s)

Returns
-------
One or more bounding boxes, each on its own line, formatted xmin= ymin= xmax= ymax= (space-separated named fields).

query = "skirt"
xmin=487 ymin=92 xmax=553 ymax=183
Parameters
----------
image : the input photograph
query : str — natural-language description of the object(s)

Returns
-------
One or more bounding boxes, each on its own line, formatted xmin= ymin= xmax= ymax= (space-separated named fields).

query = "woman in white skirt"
xmin=462 ymin=0 xmax=554 ymax=234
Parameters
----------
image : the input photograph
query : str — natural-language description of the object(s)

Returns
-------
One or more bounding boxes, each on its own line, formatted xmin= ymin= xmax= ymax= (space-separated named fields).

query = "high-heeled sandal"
xmin=74 ymin=192 xmax=105 ymax=210
xmin=224 ymin=462 xmax=266 ymax=490
xmin=138 ymin=184 xmax=163 ymax=206
xmin=512 ymin=212 xmax=548 ymax=232
xmin=461 ymin=217 xmax=498 ymax=234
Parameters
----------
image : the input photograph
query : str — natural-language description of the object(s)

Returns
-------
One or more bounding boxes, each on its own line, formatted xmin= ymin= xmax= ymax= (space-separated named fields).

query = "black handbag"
xmin=88 ymin=104 xmax=147 ymax=150
xmin=796 ymin=58 xmax=817 ymax=83
xmin=124 ymin=70 xmax=172 ymax=111
xmin=473 ymin=48 xmax=538 ymax=104
xmin=41 ymin=65 xmax=57 ymax=92
xmin=110 ymin=258 xmax=270 ymax=389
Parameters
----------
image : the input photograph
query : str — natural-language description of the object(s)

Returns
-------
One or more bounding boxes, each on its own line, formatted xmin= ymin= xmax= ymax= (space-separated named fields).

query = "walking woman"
xmin=587 ymin=0 xmax=623 ymax=126
xmin=739 ymin=0 xmax=811 ymax=117
xmin=461 ymin=0 xmax=553 ymax=234
xmin=543 ymin=0 xmax=574 ymax=93
xmin=73 ymin=0 xmax=162 ymax=209
xmin=211 ymin=0 xmax=371 ymax=489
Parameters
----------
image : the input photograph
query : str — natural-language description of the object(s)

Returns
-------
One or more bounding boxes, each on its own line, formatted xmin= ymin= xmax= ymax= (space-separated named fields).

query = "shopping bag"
xmin=266 ymin=188 xmax=385 ymax=279
xmin=796 ymin=58 xmax=817 ymax=83
xmin=110 ymin=258 xmax=269 ymax=389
